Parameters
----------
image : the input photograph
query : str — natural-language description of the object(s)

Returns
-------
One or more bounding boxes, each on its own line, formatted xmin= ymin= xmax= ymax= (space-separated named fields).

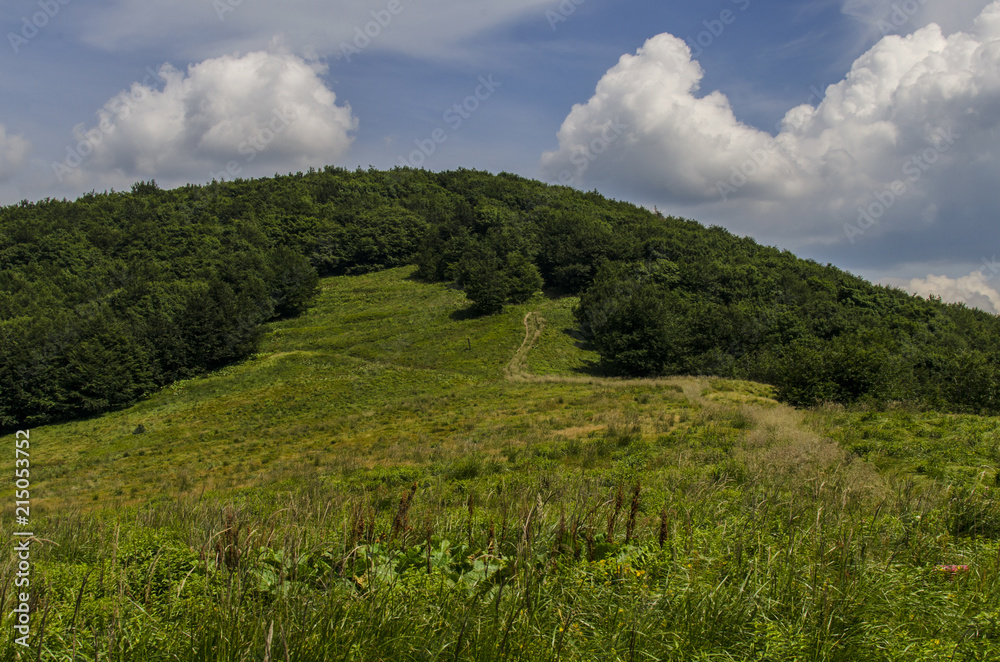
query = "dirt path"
xmin=504 ymin=312 xmax=706 ymax=401
xmin=503 ymin=312 xmax=881 ymax=492
xmin=503 ymin=311 xmax=546 ymax=381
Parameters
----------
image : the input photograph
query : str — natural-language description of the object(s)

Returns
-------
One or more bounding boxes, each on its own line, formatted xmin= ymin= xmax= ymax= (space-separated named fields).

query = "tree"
xmin=266 ymin=247 xmax=320 ymax=319
xmin=504 ymin=252 xmax=543 ymax=304
xmin=459 ymin=248 xmax=509 ymax=315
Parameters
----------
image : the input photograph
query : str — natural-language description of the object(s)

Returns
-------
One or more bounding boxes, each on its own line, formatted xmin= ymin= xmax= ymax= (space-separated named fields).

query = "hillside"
xmin=3 ymin=167 xmax=999 ymax=435
xmin=3 ymin=267 xmax=1000 ymax=660
xmin=16 ymin=266 xmax=752 ymax=509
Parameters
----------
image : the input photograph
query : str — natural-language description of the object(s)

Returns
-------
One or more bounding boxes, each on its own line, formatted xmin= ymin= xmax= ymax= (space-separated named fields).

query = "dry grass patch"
xmin=552 ymin=424 xmax=606 ymax=438
xmin=735 ymin=403 xmax=889 ymax=505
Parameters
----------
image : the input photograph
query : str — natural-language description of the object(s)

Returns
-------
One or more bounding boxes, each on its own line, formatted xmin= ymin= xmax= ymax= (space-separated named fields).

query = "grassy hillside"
xmin=5 ymin=168 xmax=999 ymax=433
xmin=3 ymin=267 xmax=1000 ymax=660
xmin=17 ymin=266 xmax=734 ymax=509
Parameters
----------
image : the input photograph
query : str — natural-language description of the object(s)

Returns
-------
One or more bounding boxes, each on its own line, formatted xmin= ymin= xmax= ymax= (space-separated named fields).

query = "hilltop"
xmin=2 ymin=167 xmax=998 ymax=435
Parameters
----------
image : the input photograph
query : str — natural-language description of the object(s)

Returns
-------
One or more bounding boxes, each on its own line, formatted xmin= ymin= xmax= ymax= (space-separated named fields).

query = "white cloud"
xmin=541 ymin=1 xmax=1000 ymax=284
xmin=52 ymin=49 xmax=357 ymax=189
xmin=74 ymin=0 xmax=559 ymax=61
xmin=540 ymin=34 xmax=800 ymax=204
xmin=0 ymin=124 xmax=30 ymax=182
xmin=897 ymin=270 xmax=1000 ymax=313
xmin=842 ymin=0 xmax=992 ymax=37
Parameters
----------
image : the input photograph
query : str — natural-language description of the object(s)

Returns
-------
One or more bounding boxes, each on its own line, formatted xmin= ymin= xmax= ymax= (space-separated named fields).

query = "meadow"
xmin=2 ymin=266 xmax=1000 ymax=661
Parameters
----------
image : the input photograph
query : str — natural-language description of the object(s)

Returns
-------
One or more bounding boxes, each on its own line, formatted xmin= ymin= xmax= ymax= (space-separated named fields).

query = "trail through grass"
xmin=2 ymin=267 xmax=1000 ymax=660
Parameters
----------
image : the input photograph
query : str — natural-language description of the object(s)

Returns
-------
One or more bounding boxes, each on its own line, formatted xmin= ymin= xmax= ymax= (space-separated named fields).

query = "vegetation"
xmin=2 ymin=267 xmax=1000 ymax=660
xmin=2 ymin=168 xmax=999 ymax=431
xmin=2 ymin=167 xmax=1000 ymax=657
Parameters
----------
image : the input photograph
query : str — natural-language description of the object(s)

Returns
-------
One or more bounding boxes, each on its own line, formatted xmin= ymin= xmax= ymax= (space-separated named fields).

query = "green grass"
xmin=808 ymin=407 xmax=1000 ymax=482
xmin=18 ymin=267 xmax=714 ymax=509
xmin=3 ymin=266 xmax=1000 ymax=660
xmin=520 ymin=297 xmax=603 ymax=377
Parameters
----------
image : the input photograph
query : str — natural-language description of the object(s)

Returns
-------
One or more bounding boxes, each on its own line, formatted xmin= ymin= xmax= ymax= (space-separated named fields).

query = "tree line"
xmin=2 ymin=167 xmax=997 ymax=430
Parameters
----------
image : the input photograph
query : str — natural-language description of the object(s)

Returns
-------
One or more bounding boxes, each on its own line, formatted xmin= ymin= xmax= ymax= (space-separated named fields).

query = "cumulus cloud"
xmin=541 ymin=1 xmax=1000 ymax=283
xmin=842 ymin=0 xmax=991 ymax=37
xmin=898 ymin=270 xmax=1000 ymax=313
xmin=74 ymin=0 xmax=559 ymax=61
xmin=0 ymin=125 xmax=30 ymax=182
xmin=540 ymin=34 xmax=799 ymax=204
xmin=52 ymin=50 xmax=357 ymax=189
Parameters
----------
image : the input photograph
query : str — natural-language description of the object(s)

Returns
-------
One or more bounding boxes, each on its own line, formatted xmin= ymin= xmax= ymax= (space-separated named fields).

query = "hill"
xmin=2 ymin=167 xmax=999 ymax=434
xmin=3 ymin=266 xmax=1000 ymax=660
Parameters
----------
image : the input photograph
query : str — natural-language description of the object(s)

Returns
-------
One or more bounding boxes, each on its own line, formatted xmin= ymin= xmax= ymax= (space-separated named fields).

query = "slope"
xmin=4 ymin=167 xmax=1000 ymax=434
xmin=2 ymin=267 xmax=1000 ymax=660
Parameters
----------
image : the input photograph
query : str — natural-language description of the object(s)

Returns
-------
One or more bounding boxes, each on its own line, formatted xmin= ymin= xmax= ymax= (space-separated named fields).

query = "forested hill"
xmin=1 ymin=167 xmax=998 ymax=430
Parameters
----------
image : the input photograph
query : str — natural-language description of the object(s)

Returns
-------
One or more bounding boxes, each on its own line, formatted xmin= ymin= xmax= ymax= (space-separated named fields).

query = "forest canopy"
xmin=1 ymin=167 xmax=997 ymax=430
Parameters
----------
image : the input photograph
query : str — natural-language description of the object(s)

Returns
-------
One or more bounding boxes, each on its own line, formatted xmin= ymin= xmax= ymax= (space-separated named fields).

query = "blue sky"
xmin=2 ymin=0 xmax=998 ymax=311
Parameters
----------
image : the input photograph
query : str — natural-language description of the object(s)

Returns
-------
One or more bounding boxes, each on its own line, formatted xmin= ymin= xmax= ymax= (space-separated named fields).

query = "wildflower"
xmin=936 ymin=564 xmax=969 ymax=573
xmin=935 ymin=564 xmax=970 ymax=581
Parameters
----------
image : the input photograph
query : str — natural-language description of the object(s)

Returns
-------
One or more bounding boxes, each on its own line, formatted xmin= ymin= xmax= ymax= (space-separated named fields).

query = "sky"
xmin=1 ymin=0 xmax=998 ymax=312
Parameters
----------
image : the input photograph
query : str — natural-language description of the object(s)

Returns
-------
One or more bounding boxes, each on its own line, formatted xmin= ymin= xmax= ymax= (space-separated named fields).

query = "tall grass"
xmin=2 ymin=268 xmax=999 ymax=660
xmin=4 ymin=446 xmax=1000 ymax=661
